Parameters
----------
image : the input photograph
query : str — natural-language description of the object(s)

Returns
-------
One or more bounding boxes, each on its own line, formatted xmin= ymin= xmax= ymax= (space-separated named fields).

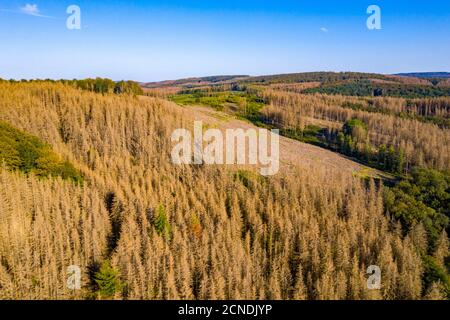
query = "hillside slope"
xmin=0 ymin=82 xmax=433 ymax=300
xmin=159 ymin=101 xmax=391 ymax=180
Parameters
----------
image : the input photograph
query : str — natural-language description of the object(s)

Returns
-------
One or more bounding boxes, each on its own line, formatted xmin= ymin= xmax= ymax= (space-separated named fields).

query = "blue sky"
xmin=0 ymin=0 xmax=449 ymax=81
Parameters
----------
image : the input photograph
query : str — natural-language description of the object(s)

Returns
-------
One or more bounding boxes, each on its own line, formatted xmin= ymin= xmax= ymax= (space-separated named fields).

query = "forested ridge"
xmin=0 ymin=80 xmax=448 ymax=300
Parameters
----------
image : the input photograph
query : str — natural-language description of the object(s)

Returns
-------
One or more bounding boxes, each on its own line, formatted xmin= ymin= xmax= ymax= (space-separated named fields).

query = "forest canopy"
xmin=0 ymin=77 xmax=448 ymax=300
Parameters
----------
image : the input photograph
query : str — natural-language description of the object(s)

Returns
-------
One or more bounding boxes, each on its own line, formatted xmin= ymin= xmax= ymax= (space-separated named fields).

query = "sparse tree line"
xmin=69 ymin=78 xmax=143 ymax=95
xmin=0 ymin=82 xmax=448 ymax=300
xmin=0 ymin=77 xmax=143 ymax=96
xmin=324 ymin=119 xmax=407 ymax=174
xmin=281 ymin=118 xmax=408 ymax=175
xmin=260 ymin=90 xmax=450 ymax=171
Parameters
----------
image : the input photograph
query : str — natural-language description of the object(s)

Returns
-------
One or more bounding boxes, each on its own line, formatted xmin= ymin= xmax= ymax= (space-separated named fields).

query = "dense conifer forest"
xmin=0 ymin=73 xmax=448 ymax=299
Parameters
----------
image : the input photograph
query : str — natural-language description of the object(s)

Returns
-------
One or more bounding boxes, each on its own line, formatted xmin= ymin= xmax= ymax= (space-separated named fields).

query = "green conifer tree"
xmin=94 ymin=260 xmax=123 ymax=299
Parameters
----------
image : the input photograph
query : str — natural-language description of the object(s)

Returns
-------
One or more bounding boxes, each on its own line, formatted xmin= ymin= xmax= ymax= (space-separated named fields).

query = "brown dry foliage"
xmin=261 ymin=90 xmax=450 ymax=170
xmin=0 ymin=82 xmax=426 ymax=299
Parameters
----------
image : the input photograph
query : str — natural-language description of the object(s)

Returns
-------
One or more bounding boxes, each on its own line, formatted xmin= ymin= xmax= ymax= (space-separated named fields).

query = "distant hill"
xmin=241 ymin=72 xmax=393 ymax=84
xmin=142 ymin=71 xmax=450 ymax=98
xmin=395 ymin=72 xmax=450 ymax=79
xmin=142 ymin=75 xmax=249 ymax=88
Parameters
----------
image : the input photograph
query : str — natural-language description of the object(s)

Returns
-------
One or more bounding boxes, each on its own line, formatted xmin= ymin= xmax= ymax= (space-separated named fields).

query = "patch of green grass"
xmin=353 ymin=167 xmax=374 ymax=179
xmin=169 ymin=91 xmax=266 ymax=115
xmin=0 ymin=120 xmax=83 ymax=184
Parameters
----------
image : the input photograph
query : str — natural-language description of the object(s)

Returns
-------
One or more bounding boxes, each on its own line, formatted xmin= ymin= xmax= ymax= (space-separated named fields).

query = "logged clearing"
xmin=156 ymin=99 xmax=392 ymax=180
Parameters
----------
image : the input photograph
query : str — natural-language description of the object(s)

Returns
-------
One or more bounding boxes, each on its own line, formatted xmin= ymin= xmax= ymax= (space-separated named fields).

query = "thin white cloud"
xmin=20 ymin=3 xmax=54 ymax=18
xmin=20 ymin=4 xmax=40 ymax=16
xmin=320 ymin=27 xmax=329 ymax=33
xmin=0 ymin=3 xmax=55 ymax=18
